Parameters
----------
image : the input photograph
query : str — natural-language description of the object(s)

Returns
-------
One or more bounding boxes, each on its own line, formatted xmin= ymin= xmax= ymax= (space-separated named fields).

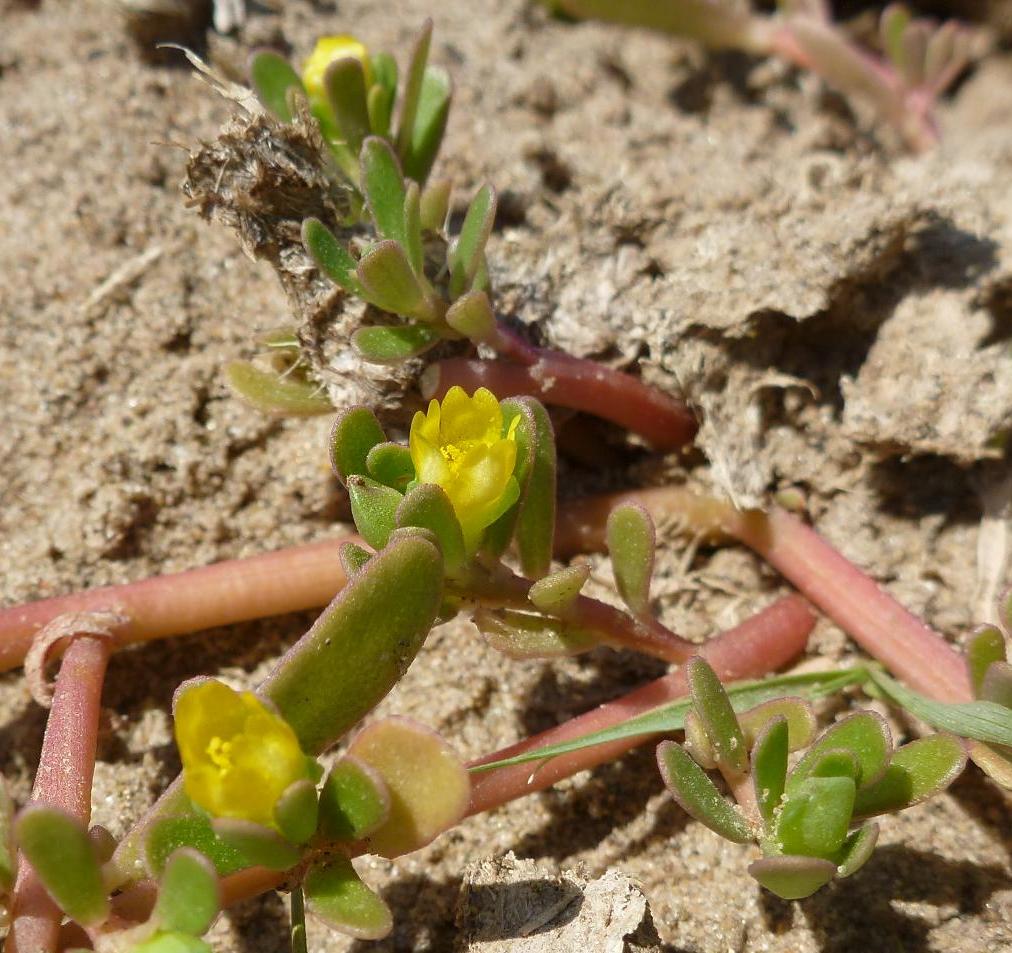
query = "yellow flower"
xmin=409 ymin=386 xmax=521 ymax=553
xmin=302 ymin=35 xmax=372 ymax=119
xmin=175 ymin=681 xmax=310 ymax=829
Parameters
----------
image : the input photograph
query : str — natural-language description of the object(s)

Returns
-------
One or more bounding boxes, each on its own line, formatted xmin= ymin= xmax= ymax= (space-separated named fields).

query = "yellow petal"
xmin=301 ymin=36 xmax=372 ymax=103
xmin=410 ymin=428 xmax=451 ymax=486
xmin=440 ymin=387 xmax=501 ymax=445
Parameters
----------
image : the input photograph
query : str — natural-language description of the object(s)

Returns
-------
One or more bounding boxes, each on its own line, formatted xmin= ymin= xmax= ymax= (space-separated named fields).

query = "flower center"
xmin=440 ymin=440 xmax=475 ymax=473
xmin=206 ymin=736 xmax=234 ymax=774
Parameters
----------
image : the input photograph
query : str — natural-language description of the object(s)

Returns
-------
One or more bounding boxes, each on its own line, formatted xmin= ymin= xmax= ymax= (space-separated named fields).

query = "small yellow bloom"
xmin=175 ymin=681 xmax=310 ymax=829
xmin=409 ymin=386 xmax=521 ymax=553
xmin=302 ymin=35 xmax=373 ymax=108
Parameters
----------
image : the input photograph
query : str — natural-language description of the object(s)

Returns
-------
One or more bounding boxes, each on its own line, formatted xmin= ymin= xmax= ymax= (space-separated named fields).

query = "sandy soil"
xmin=2 ymin=1 xmax=1012 ymax=951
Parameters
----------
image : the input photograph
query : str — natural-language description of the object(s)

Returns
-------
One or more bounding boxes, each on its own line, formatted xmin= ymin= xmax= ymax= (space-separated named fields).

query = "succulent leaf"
xmin=210 ymin=819 xmax=302 ymax=871
xmin=449 ymin=185 xmax=497 ymax=298
xmin=15 ymin=806 xmax=109 ymax=926
xmin=656 ymin=741 xmax=753 ymax=843
xmin=395 ymin=20 xmax=434 ymax=169
xmin=346 ymin=717 xmax=470 ymax=857
xmin=787 ymin=711 xmax=891 ymax=794
xmin=274 ymin=779 xmax=319 ymax=845
xmin=528 ymin=563 xmax=591 ymax=614
xmin=318 ymin=757 xmax=391 ymax=843
xmin=748 ymin=855 xmax=836 ymax=900
xmin=777 ymin=775 xmax=856 ymax=859
xmin=304 ymin=855 xmax=392 ymax=940
xmin=347 ymin=475 xmax=403 ymax=550
xmin=361 ymin=138 xmax=408 ymax=246
xmin=402 ymin=66 xmax=452 ymax=184
xmin=686 ymin=656 xmax=748 ymax=776
xmin=966 ymin=624 xmax=1008 ymax=697
xmin=836 ymin=822 xmax=879 ymax=878
xmin=226 ymin=362 xmax=333 ymax=417
xmin=330 ymin=406 xmax=386 ymax=485
xmin=154 ymin=848 xmax=220 ymax=936
xmin=356 ymin=241 xmax=427 ymax=318
xmin=250 ymin=51 xmax=303 ymax=122
xmin=475 ymin=608 xmax=598 ymax=659
xmin=738 ymin=696 xmax=817 ymax=751
xmin=853 ymin=733 xmax=966 ymax=817
xmin=302 ymin=218 xmax=365 ymax=296
xmin=352 ymin=323 xmax=441 ymax=363
xmin=606 ymin=503 xmax=656 ymax=617
xmin=366 ymin=442 xmax=415 ymax=490
xmin=751 ymin=716 xmax=789 ymax=828
xmin=396 ymin=483 xmax=467 ymax=574
xmin=324 ymin=56 xmax=372 ymax=155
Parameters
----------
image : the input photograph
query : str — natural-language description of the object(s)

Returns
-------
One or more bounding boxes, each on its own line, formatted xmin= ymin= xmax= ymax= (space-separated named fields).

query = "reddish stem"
xmin=423 ymin=353 xmax=697 ymax=452
xmin=110 ymin=594 xmax=812 ymax=922
xmin=8 ymin=633 xmax=111 ymax=953
xmin=467 ymin=594 xmax=814 ymax=813
xmin=560 ymin=487 xmax=973 ymax=703
xmin=0 ymin=538 xmax=352 ymax=673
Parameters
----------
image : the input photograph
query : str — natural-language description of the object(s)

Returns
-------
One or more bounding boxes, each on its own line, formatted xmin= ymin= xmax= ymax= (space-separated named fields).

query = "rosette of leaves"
xmin=10 ymin=533 xmax=470 ymax=943
xmin=657 ymin=657 xmax=966 ymax=900
xmin=250 ymin=20 xmax=450 ymax=192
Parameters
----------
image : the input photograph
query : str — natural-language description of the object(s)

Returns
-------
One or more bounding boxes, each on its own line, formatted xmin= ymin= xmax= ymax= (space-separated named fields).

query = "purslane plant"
xmin=540 ymin=1 xmax=977 ymax=151
xmin=222 ymin=25 xmax=697 ymax=452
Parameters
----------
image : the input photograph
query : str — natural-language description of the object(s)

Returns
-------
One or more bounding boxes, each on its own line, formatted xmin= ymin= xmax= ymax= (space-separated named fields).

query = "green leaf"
xmin=449 ymin=184 xmax=497 ymax=299
xmin=853 ymin=733 xmax=966 ymax=817
xmin=357 ymin=241 xmax=427 ymax=317
xmin=318 ymin=757 xmax=391 ymax=843
xmin=474 ymin=608 xmax=598 ymax=659
xmin=402 ymin=66 xmax=452 ymax=184
xmin=15 ymin=806 xmax=109 ymax=926
xmin=347 ymin=475 xmax=403 ymax=554
xmin=261 ymin=534 xmax=444 ymax=754
xmin=396 ymin=483 xmax=467 ymax=574
xmin=395 ymin=20 xmax=433 ymax=169
xmin=686 ymin=656 xmax=748 ymax=776
xmin=880 ymin=4 xmax=913 ymax=70
xmin=471 ymin=667 xmax=871 ymax=774
xmin=291 ymin=887 xmax=308 ymax=953
xmin=154 ymin=848 xmax=219 ymax=936
xmin=366 ymin=442 xmax=415 ymax=491
xmin=683 ymin=710 xmax=717 ymax=769
xmin=836 ymin=821 xmax=879 ymax=878
xmin=402 ymin=180 xmax=424 ymax=274
xmin=738 ymin=697 xmax=817 ymax=751
xmin=528 ymin=563 xmax=591 ymax=614
xmin=777 ymin=776 xmax=855 ymax=859
xmin=868 ymin=667 xmax=1012 ymax=747
xmin=751 ymin=717 xmax=788 ymax=828
xmin=145 ymin=811 xmax=248 ymax=878
xmin=0 ymin=781 xmax=13 ymax=893
xmin=502 ymin=397 xmax=556 ymax=579
xmin=361 ymin=137 xmax=407 ymax=245
xmin=420 ymin=179 xmax=451 ymax=232
xmin=132 ymin=933 xmax=214 ymax=953
xmin=656 ymin=741 xmax=753 ymax=843
xmin=324 ymin=56 xmax=371 ymax=154
xmin=966 ymin=624 xmax=1006 ymax=696
xmin=304 ymin=855 xmax=392 ymax=940
xmin=302 ymin=218 xmax=364 ymax=296
xmin=802 ymin=748 xmax=860 ymax=783
xmin=346 ymin=717 xmax=470 ymax=857
xmin=748 ymin=855 xmax=836 ymax=900
xmin=352 ymin=323 xmax=440 ymax=363
xmin=367 ymin=53 xmax=397 ymax=137
xmin=445 ymin=290 xmax=497 ymax=345
xmin=969 ymin=740 xmax=1012 ymax=789
xmin=226 ymin=362 xmax=333 ymax=417
xmin=981 ymin=661 xmax=1012 ymax=708
xmin=787 ymin=711 xmax=891 ymax=794
xmin=211 ymin=819 xmax=301 ymax=871
xmin=330 ymin=405 xmax=385 ymax=485
xmin=340 ymin=542 xmax=373 ymax=577
xmin=274 ymin=779 xmax=319 ymax=845
xmin=250 ymin=51 xmax=303 ymax=122
xmin=606 ymin=503 xmax=655 ymax=617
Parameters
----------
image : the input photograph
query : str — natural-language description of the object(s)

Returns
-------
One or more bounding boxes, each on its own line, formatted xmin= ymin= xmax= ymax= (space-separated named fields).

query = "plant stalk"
xmin=8 ymin=633 xmax=111 ymax=953
xmin=0 ymin=538 xmax=352 ymax=673
xmin=559 ymin=487 xmax=973 ymax=703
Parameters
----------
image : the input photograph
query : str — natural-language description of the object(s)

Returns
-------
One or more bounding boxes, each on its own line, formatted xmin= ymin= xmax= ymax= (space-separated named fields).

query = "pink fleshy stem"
xmin=109 ymin=594 xmax=813 ymax=922
xmin=0 ymin=538 xmax=353 ymax=673
xmin=422 ymin=353 xmax=698 ymax=452
xmin=558 ymin=487 xmax=973 ymax=704
xmin=466 ymin=593 xmax=814 ymax=814
xmin=8 ymin=627 xmax=113 ymax=953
